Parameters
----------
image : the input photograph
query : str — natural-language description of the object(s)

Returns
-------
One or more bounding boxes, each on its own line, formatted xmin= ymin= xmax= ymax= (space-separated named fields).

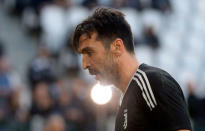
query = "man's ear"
xmin=110 ymin=38 xmax=125 ymax=57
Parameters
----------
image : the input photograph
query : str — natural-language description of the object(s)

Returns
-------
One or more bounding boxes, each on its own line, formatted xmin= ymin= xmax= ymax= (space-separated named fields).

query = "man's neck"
xmin=116 ymin=54 xmax=140 ymax=93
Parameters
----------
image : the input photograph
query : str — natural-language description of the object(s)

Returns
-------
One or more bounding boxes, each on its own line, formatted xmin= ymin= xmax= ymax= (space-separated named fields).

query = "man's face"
xmin=79 ymin=32 xmax=119 ymax=85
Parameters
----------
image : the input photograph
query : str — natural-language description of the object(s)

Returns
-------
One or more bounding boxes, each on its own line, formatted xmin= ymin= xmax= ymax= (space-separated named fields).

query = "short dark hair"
xmin=72 ymin=7 xmax=135 ymax=54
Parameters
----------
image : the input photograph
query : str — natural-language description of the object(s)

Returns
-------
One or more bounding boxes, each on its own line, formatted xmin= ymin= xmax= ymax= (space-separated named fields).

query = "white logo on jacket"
xmin=123 ymin=109 xmax=128 ymax=130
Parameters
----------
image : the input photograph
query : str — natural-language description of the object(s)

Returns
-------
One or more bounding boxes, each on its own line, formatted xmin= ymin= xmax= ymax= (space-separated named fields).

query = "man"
xmin=72 ymin=7 xmax=192 ymax=131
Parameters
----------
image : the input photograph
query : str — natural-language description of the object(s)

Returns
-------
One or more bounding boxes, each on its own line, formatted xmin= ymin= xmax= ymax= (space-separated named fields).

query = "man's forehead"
xmin=79 ymin=33 xmax=90 ymax=44
xmin=79 ymin=32 xmax=98 ymax=51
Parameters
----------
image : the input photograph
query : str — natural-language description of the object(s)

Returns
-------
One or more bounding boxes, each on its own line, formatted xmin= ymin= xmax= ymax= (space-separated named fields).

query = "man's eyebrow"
xmin=80 ymin=47 xmax=94 ymax=53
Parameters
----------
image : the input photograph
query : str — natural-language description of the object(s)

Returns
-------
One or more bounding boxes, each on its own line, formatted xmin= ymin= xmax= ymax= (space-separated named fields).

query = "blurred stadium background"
xmin=0 ymin=0 xmax=205 ymax=131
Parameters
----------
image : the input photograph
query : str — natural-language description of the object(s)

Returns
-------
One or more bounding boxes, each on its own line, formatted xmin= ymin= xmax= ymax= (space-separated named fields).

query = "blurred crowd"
xmin=0 ymin=40 xmax=123 ymax=131
xmin=0 ymin=0 xmax=205 ymax=131
xmin=6 ymin=0 xmax=171 ymax=54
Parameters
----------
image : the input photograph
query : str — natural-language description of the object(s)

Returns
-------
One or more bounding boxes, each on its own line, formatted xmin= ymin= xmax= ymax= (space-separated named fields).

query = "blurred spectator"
xmin=44 ymin=114 xmax=66 ymax=131
xmin=29 ymin=81 xmax=54 ymax=130
xmin=39 ymin=2 xmax=68 ymax=55
xmin=112 ymin=0 xmax=171 ymax=12
xmin=28 ymin=0 xmax=52 ymax=14
xmin=11 ymin=0 xmax=52 ymax=16
xmin=49 ymin=77 xmax=68 ymax=102
xmin=22 ymin=0 xmax=70 ymax=36
xmin=187 ymin=81 xmax=205 ymax=131
xmin=0 ymin=57 xmax=16 ymax=112
xmin=82 ymin=0 xmax=98 ymax=10
xmin=0 ymin=55 xmax=28 ymax=130
xmin=30 ymin=82 xmax=54 ymax=118
xmin=142 ymin=26 xmax=160 ymax=49
xmin=56 ymin=78 xmax=97 ymax=131
xmin=58 ymin=41 xmax=80 ymax=77
xmin=151 ymin=0 xmax=172 ymax=13
xmin=112 ymin=0 xmax=142 ymax=11
xmin=118 ymin=0 xmax=143 ymax=11
xmin=6 ymin=90 xmax=30 ymax=131
xmin=28 ymin=46 xmax=55 ymax=88
xmin=11 ymin=0 xmax=28 ymax=16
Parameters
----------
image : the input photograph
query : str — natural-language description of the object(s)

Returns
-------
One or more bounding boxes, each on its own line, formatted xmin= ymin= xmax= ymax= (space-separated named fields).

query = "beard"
xmin=98 ymin=53 xmax=120 ymax=86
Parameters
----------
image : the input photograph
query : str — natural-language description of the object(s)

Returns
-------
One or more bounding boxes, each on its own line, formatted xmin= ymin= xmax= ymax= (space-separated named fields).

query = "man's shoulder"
xmin=135 ymin=63 xmax=182 ymax=99
xmin=136 ymin=64 xmax=184 ymax=102
xmin=139 ymin=64 xmax=166 ymax=76
xmin=138 ymin=64 xmax=175 ymax=84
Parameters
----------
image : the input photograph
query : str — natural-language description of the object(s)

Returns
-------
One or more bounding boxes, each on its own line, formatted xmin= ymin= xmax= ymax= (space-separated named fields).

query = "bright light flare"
xmin=91 ymin=83 xmax=112 ymax=105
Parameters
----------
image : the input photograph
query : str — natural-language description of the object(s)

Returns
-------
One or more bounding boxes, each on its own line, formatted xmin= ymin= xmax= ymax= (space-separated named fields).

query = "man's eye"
xmin=87 ymin=52 xmax=92 ymax=56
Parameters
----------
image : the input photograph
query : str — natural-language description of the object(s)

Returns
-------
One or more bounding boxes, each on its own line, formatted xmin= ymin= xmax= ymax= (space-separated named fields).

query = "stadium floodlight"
xmin=91 ymin=83 xmax=112 ymax=105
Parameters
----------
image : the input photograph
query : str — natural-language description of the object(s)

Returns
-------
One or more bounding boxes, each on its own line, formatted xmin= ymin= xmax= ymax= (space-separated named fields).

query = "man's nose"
xmin=82 ymin=55 xmax=90 ymax=70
